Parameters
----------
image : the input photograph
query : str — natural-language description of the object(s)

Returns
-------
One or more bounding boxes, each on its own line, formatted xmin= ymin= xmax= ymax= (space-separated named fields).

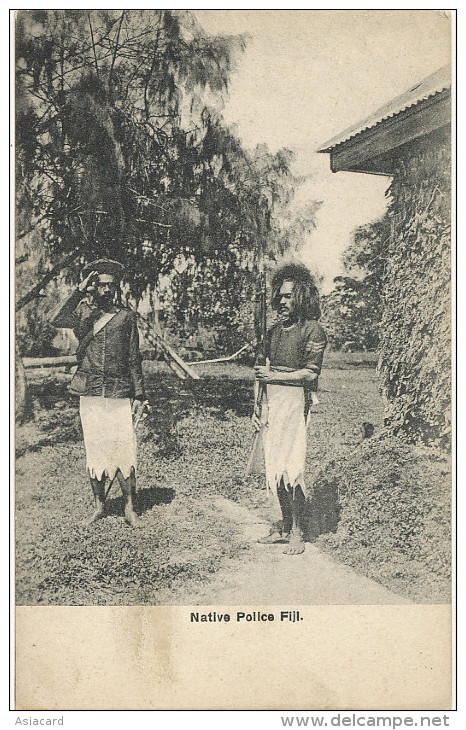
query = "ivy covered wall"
xmin=378 ymin=128 xmax=451 ymax=447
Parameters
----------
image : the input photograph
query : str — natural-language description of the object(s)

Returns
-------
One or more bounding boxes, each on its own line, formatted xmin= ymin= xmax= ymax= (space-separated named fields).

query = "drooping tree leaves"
xmin=16 ymin=9 xmax=247 ymax=295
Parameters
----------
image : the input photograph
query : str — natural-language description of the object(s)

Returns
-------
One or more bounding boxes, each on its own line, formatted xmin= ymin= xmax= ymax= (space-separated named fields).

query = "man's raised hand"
xmin=78 ymin=270 xmax=98 ymax=293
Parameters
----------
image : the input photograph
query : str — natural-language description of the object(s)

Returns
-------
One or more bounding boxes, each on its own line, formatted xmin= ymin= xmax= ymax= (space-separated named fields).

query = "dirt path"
xmin=180 ymin=497 xmax=410 ymax=605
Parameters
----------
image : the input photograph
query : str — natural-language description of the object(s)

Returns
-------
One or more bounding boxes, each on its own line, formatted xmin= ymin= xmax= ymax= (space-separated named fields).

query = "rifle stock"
xmin=245 ymin=426 xmax=264 ymax=476
xmin=245 ymin=270 xmax=267 ymax=477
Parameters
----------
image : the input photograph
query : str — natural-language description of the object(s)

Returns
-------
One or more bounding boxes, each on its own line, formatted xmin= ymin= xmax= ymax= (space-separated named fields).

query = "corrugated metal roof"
xmin=317 ymin=64 xmax=451 ymax=153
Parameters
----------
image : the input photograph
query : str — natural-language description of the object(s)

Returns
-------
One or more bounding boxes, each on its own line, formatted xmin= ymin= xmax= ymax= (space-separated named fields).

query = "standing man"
xmin=253 ymin=263 xmax=327 ymax=555
xmin=51 ymin=259 xmax=147 ymax=527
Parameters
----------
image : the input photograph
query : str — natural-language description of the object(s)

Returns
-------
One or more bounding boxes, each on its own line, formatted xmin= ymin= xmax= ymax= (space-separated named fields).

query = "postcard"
xmin=14 ymin=9 xmax=453 ymax=711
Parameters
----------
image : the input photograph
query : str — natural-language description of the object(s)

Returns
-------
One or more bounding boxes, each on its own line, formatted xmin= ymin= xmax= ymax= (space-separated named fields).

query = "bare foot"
xmin=84 ymin=504 xmax=105 ymax=526
xmin=258 ymin=530 xmax=290 ymax=544
xmin=283 ymin=532 xmax=305 ymax=555
xmin=124 ymin=507 xmax=140 ymax=527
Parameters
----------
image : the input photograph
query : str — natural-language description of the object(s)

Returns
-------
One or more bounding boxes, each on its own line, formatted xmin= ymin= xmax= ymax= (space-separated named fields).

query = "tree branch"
xmin=88 ymin=13 xmax=100 ymax=79
xmin=108 ymin=11 xmax=125 ymax=90
xmin=16 ymin=249 xmax=81 ymax=311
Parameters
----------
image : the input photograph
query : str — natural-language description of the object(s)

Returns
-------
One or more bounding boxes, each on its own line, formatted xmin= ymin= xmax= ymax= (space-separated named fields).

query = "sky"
xmin=193 ymin=9 xmax=451 ymax=291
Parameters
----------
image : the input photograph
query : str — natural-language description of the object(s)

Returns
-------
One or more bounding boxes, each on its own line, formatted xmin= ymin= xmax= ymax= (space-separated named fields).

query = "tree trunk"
xmin=15 ymin=344 xmax=32 ymax=424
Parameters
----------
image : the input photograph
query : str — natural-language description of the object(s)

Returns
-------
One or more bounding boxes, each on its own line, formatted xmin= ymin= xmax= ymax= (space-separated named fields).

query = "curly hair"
xmin=271 ymin=262 xmax=321 ymax=321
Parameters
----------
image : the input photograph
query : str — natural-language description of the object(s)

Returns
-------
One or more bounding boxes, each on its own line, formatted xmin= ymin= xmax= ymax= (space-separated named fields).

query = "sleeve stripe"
xmin=307 ymin=339 xmax=327 ymax=346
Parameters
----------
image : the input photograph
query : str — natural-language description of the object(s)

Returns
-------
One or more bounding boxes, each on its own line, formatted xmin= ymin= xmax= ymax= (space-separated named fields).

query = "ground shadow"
xmin=304 ymin=476 xmax=340 ymax=543
xmin=145 ymin=371 xmax=253 ymax=418
xmin=16 ymin=380 xmax=82 ymax=456
xmin=31 ymin=379 xmax=72 ymax=409
xmin=188 ymin=376 xmax=253 ymax=418
xmin=136 ymin=485 xmax=176 ymax=512
xmin=105 ymin=485 xmax=176 ymax=517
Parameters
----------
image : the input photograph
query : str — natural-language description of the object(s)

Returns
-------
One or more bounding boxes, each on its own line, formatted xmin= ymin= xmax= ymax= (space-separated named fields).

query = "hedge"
xmin=378 ymin=129 xmax=451 ymax=447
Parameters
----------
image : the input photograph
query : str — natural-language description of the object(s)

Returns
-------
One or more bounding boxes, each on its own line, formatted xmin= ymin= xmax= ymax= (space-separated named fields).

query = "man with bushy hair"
xmin=253 ymin=262 xmax=327 ymax=554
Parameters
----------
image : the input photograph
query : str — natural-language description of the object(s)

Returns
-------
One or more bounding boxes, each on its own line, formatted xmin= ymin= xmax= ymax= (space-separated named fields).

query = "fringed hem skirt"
xmin=263 ymin=385 xmax=308 ymax=514
xmin=79 ymin=396 xmax=136 ymax=481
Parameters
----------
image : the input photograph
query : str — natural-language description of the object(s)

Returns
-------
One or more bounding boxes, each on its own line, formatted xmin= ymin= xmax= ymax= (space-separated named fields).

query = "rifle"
xmin=245 ymin=271 xmax=268 ymax=476
xmin=133 ymin=309 xmax=200 ymax=381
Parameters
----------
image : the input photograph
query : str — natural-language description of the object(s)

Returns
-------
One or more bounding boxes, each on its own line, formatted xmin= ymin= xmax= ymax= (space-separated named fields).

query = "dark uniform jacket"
xmin=50 ymin=290 xmax=145 ymax=399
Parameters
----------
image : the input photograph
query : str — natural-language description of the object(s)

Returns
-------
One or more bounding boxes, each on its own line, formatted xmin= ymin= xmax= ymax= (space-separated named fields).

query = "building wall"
xmin=377 ymin=128 xmax=451 ymax=446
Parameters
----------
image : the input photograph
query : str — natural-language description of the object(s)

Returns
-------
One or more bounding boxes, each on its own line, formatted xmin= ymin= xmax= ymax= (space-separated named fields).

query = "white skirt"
xmin=263 ymin=385 xmax=308 ymax=499
xmin=79 ymin=396 xmax=136 ymax=480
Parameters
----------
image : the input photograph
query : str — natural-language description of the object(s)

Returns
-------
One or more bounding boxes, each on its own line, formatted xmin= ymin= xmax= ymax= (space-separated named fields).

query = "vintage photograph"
xmin=14 ymin=9 xmax=452 ymax=611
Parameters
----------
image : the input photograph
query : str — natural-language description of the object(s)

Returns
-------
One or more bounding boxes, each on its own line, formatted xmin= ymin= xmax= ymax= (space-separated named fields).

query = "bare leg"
xmin=277 ymin=480 xmax=292 ymax=537
xmin=117 ymin=468 xmax=139 ymax=527
xmin=283 ymin=484 xmax=306 ymax=555
xmin=258 ymin=478 xmax=291 ymax=544
xmin=85 ymin=475 xmax=106 ymax=525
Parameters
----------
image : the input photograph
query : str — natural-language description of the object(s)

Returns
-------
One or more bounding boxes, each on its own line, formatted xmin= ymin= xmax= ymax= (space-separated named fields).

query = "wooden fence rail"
xmin=23 ymin=355 xmax=77 ymax=369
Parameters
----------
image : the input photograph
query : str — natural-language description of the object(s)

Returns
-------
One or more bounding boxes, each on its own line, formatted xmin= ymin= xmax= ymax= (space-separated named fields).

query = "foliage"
xmin=321 ymin=217 xmax=389 ymax=351
xmin=16 ymin=222 xmax=56 ymax=356
xmin=162 ymin=143 xmax=320 ymax=352
xmin=315 ymin=436 xmax=451 ymax=602
xmin=163 ymin=260 xmax=254 ymax=354
xmin=378 ymin=131 xmax=451 ymax=446
xmin=16 ymin=10 xmax=247 ymax=295
xmin=343 ymin=217 xmax=391 ymax=289
xmin=272 ymin=198 xmax=323 ymax=257
xmin=321 ymin=274 xmax=382 ymax=351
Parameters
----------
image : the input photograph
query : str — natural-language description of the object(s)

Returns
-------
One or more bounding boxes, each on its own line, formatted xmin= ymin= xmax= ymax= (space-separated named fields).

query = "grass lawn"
xmin=15 ymin=354 xmax=449 ymax=605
